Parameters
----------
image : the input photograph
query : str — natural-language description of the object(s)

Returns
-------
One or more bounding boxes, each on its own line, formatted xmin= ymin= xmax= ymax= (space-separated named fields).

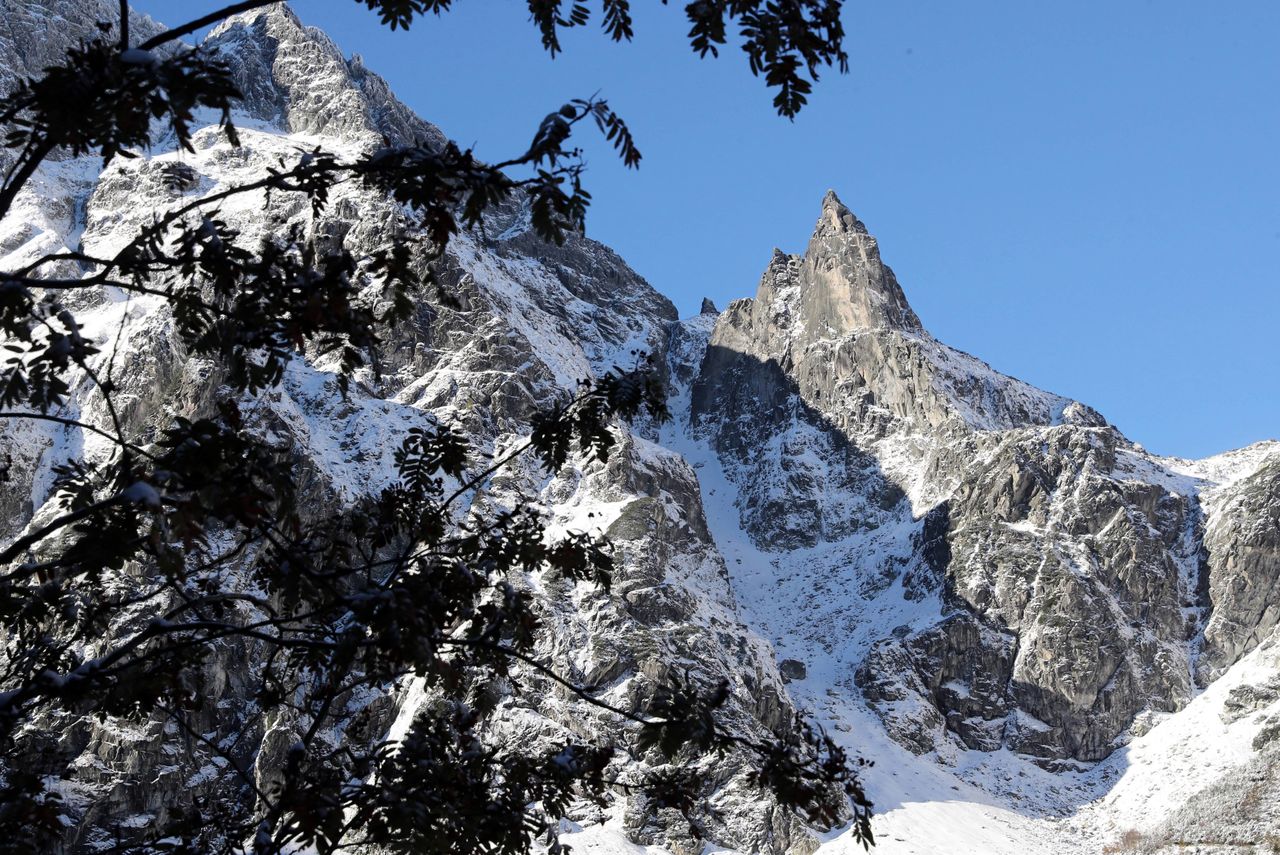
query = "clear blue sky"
xmin=139 ymin=1 xmax=1279 ymax=458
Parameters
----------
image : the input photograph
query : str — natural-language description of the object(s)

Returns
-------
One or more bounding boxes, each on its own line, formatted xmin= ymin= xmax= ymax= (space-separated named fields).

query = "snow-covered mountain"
xmin=3 ymin=2 xmax=1278 ymax=852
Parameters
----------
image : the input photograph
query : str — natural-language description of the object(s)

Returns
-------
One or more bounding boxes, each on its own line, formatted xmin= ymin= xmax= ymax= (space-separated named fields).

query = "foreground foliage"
xmin=0 ymin=1 xmax=872 ymax=852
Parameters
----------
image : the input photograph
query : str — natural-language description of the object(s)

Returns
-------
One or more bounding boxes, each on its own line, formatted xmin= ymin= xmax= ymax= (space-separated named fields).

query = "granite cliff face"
xmin=3 ymin=2 xmax=1279 ymax=853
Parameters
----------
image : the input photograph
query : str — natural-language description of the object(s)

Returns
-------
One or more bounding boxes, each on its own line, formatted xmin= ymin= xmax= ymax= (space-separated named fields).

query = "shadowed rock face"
xmin=1201 ymin=456 xmax=1280 ymax=678
xmin=688 ymin=191 xmax=1280 ymax=765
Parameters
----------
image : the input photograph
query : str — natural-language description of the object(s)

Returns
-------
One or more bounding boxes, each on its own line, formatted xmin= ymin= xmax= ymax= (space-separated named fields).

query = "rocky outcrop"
xmin=205 ymin=5 xmax=446 ymax=148
xmin=924 ymin=425 xmax=1199 ymax=761
xmin=1201 ymin=456 xmax=1280 ymax=678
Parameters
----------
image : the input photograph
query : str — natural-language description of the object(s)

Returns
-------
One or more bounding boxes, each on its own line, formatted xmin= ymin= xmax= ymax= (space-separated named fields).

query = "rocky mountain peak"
xmin=797 ymin=189 xmax=923 ymax=335
xmin=205 ymin=2 xmax=445 ymax=147
xmin=214 ymin=1 xmax=300 ymax=28
xmin=697 ymin=191 xmax=1083 ymax=440
xmin=817 ymin=188 xmax=870 ymax=236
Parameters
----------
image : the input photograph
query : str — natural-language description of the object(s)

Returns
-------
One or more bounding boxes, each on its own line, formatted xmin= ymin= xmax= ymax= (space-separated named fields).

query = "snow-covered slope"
xmin=3 ymin=2 xmax=1278 ymax=852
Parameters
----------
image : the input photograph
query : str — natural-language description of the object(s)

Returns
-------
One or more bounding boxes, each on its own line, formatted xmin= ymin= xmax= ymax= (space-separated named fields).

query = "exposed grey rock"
xmin=800 ymin=190 xmax=921 ymax=335
xmin=1221 ymin=676 xmax=1280 ymax=725
xmin=5 ymin=2 xmax=1280 ymax=852
xmin=205 ymin=5 xmax=446 ymax=148
xmin=778 ymin=658 xmax=807 ymax=683
xmin=1200 ymin=456 xmax=1280 ymax=680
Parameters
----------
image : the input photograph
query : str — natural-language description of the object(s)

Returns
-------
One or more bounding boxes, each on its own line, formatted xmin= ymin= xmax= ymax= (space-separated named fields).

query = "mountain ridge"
xmin=2 ymin=2 xmax=1279 ymax=852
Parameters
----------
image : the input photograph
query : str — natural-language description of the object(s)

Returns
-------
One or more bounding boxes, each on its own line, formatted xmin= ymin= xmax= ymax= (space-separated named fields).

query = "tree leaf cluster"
xmin=0 ymin=1 xmax=870 ymax=853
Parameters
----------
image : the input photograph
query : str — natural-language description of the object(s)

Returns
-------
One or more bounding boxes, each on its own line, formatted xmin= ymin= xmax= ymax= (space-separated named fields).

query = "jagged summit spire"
xmin=792 ymin=190 xmax=922 ymax=335
xmin=819 ymin=189 xmax=870 ymax=236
